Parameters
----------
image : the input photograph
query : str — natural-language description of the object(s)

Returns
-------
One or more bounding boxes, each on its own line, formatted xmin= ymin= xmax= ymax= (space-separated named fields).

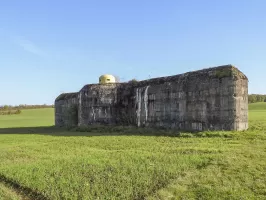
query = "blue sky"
xmin=0 ymin=0 xmax=265 ymax=105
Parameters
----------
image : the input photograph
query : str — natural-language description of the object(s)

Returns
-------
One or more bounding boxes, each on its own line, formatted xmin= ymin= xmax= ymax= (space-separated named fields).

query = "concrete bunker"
xmin=55 ymin=65 xmax=248 ymax=131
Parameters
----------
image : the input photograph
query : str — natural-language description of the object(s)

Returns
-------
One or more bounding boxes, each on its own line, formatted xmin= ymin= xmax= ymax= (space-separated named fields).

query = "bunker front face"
xmin=55 ymin=65 xmax=248 ymax=131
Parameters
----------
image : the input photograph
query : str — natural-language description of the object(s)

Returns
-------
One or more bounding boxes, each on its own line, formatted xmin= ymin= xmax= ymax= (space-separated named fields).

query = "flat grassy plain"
xmin=0 ymin=108 xmax=54 ymax=128
xmin=0 ymin=105 xmax=266 ymax=200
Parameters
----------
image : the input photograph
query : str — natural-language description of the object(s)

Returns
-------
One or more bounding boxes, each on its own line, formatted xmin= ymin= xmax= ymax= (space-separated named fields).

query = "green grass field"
xmin=0 ymin=108 xmax=54 ymax=128
xmin=0 ymin=105 xmax=266 ymax=200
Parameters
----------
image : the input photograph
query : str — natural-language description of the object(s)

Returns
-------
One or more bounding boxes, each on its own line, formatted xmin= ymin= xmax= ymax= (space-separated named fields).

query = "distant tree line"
xmin=0 ymin=109 xmax=21 ymax=115
xmin=248 ymin=94 xmax=266 ymax=104
xmin=0 ymin=104 xmax=54 ymax=111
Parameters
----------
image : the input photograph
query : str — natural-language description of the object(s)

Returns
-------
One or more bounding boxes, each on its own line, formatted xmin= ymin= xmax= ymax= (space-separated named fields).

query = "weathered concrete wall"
xmin=55 ymin=65 xmax=248 ymax=131
xmin=78 ymin=84 xmax=119 ymax=126
xmin=234 ymin=77 xmax=249 ymax=130
xmin=128 ymin=66 xmax=248 ymax=131
xmin=78 ymin=83 xmax=136 ymax=126
xmin=54 ymin=92 xmax=78 ymax=127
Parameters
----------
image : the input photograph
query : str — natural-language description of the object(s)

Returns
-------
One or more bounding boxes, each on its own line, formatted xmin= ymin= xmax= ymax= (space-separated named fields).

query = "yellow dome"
xmin=99 ymin=74 xmax=116 ymax=84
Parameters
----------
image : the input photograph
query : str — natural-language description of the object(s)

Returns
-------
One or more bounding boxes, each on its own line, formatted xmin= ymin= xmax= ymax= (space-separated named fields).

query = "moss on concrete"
xmin=215 ymin=66 xmax=247 ymax=79
xmin=215 ymin=68 xmax=232 ymax=78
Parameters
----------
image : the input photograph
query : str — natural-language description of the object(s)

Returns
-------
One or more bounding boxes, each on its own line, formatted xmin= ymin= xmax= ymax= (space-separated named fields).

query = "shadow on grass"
xmin=0 ymin=126 xmax=179 ymax=137
xmin=0 ymin=125 xmax=237 ymax=138
xmin=0 ymin=174 xmax=47 ymax=200
xmin=0 ymin=126 xmax=63 ymax=135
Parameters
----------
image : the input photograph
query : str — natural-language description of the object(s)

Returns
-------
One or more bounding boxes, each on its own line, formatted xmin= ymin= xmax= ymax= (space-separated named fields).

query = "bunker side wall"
xmin=55 ymin=94 xmax=78 ymax=127
xmin=233 ymin=78 xmax=249 ymax=130
xmin=129 ymin=75 xmax=238 ymax=131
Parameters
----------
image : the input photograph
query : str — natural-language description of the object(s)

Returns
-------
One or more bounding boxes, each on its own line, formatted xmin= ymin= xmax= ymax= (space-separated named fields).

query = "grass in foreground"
xmin=0 ymin=104 xmax=265 ymax=200
xmin=0 ymin=183 xmax=22 ymax=200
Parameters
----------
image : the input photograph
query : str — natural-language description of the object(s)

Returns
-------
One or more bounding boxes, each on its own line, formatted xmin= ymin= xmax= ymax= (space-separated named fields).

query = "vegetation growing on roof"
xmin=215 ymin=66 xmax=247 ymax=79
xmin=215 ymin=68 xmax=232 ymax=78
xmin=128 ymin=78 xmax=138 ymax=86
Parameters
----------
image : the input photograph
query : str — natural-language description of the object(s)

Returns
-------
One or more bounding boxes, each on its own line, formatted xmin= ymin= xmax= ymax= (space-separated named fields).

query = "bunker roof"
xmin=55 ymin=92 xmax=78 ymax=102
xmin=136 ymin=64 xmax=247 ymax=85
xmin=79 ymin=64 xmax=247 ymax=91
